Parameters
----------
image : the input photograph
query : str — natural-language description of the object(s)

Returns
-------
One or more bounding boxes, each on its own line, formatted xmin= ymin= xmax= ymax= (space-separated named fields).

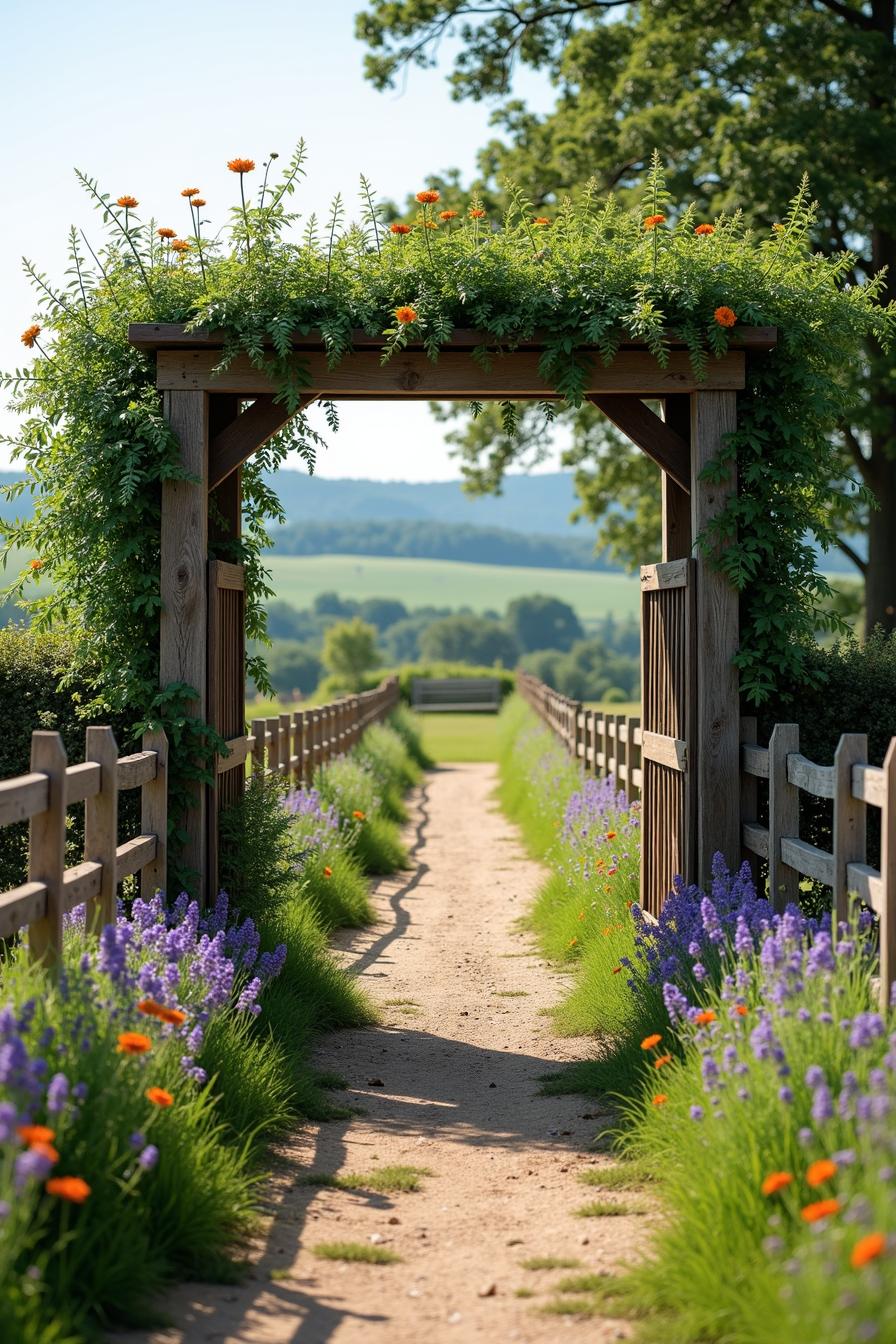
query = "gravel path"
xmin=127 ymin=764 xmax=647 ymax=1344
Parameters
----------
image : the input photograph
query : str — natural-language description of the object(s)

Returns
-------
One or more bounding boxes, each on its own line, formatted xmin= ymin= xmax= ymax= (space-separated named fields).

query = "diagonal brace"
xmin=208 ymin=395 xmax=316 ymax=490
xmin=590 ymin=395 xmax=690 ymax=494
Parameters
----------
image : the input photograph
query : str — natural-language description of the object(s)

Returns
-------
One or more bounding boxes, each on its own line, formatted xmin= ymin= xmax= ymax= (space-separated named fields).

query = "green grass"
xmin=419 ymin=712 xmax=500 ymax=762
xmin=299 ymin=1165 xmax=432 ymax=1194
xmin=556 ymin=1273 xmax=613 ymax=1294
xmin=578 ymin=1164 xmax=650 ymax=1191
xmin=311 ymin=1242 xmax=401 ymax=1264
xmin=266 ymin=553 xmax=640 ymax=621
xmin=520 ymin=1255 xmax=582 ymax=1271
xmin=573 ymin=1199 xmax=642 ymax=1217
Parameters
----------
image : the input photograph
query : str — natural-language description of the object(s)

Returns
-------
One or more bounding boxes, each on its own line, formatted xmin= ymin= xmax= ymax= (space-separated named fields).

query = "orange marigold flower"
xmin=116 ymin=195 xmax=138 ymax=209
xmin=532 ymin=216 xmax=551 ymax=227
xmin=17 ymin=1124 xmax=55 ymax=1147
xmin=422 ymin=219 xmax=438 ymax=229
xmin=394 ymin=307 xmax=417 ymax=326
xmin=29 ymin=558 xmax=44 ymax=571
xmin=159 ymin=1006 xmax=186 ymax=1026
xmin=694 ymin=1010 xmax=717 ymax=1025
xmin=416 ymin=189 xmax=440 ymax=204
xmin=46 ymin=1176 xmax=91 ymax=1203
xmin=390 ymin=223 xmax=411 ymax=235
xmin=761 ymin=1171 xmax=793 ymax=1196
xmin=31 ymin=1140 xmax=60 ymax=1164
xmin=181 ymin=187 xmax=200 ymax=197
xmin=714 ymin=306 xmax=737 ymax=328
xmin=137 ymin=998 xmax=165 ymax=1019
xmin=20 ymin=325 xmax=41 ymax=348
xmin=578 ymin=911 xmax=586 ymax=921
xmin=695 ymin=224 xmax=715 ymax=236
xmin=801 ymin=1198 xmax=841 ymax=1223
xmin=611 ymin=965 xmax=622 ymax=974
xmin=607 ymin=867 xmax=618 ymax=877
xmin=641 ymin=1034 xmax=662 ymax=1050
xmin=353 ymin=809 xmax=367 ymax=819
xmin=643 ymin=214 xmax=666 ymax=231
xmin=227 ymin=158 xmax=255 ymax=173
xmin=605 ymin=831 xmax=616 ymax=841
xmin=170 ymin=239 xmax=191 ymax=253
xmin=117 ymin=1031 xmax=152 ymax=1055
xmin=191 ymin=198 xmax=207 ymax=208
xmin=468 ymin=208 xmax=486 ymax=219
xmin=157 ymin=227 xmax=176 ymax=239
xmin=851 ymin=1232 xmax=886 ymax=1268
xmin=734 ymin=1004 xmax=748 ymax=1016
xmin=806 ymin=1158 xmax=838 ymax=1188
xmin=323 ymin=865 xmax=333 ymax=878
xmin=439 ymin=210 xmax=458 ymax=221
xmin=654 ymin=1054 xmax=672 ymax=1069
xmin=652 ymin=1093 xmax=668 ymax=1107
xmin=145 ymin=1086 xmax=174 ymax=1108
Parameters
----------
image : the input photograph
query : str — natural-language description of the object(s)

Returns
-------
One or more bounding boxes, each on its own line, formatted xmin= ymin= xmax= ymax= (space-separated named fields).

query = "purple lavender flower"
xmin=46 ymin=1072 xmax=69 ymax=1115
xmin=15 ymin=1147 xmax=54 ymax=1189
xmin=138 ymin=1144 xmax=159 ymax=1171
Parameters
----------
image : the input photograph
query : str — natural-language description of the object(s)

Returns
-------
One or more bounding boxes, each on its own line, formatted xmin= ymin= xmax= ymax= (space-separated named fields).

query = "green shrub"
xmin=388 ymin=704 xmax=435 ymax=769
xmin=316 ymin=757 xmax=409 ymax=873
xmin=316 ymin=661 xmax=516 ymax=706
xmin=218 ymin=774 xmax=299 ymax=919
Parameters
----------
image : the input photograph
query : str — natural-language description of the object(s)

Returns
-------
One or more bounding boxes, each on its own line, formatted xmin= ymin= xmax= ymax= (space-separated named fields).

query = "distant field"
xmin=265 ymin=553 xmax=640 ymax=621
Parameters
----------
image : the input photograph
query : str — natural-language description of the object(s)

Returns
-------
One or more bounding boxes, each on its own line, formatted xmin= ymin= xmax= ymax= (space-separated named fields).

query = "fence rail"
xmin=0 ymin=727 xmax=168 ymax=967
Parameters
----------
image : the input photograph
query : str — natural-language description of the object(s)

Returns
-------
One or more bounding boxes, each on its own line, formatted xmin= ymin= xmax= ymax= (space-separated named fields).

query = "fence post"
xmin=768 ymin=723 xmax=801 ymax=912
xmin=266 ymin=716 xmax=280 ymax=777
xmin=572 ymin=701 xmax=583 ymax=766
xmin=141 ymin=729 xmax=168 ymax=898
xmin=739 ymin=717 xmax=759 ymax=884
xmin=832 ymin=733 xmax=867 ymax=929
xmin=279 ymin=713 xmax=291 ymax=782
xmin=27 ymin=732 xmax=67 ymax=973
xmin=614 ymin=712 xmax=626 ymax=785
xmin=292 ymin=712 xmax=304 ymax=788
xmin=251 ymin=717 xmax=266 ymax=781
xmin=85 ymin=726 xmax=119 ymax=928
xmin=626 ymin=715 xmax=641 ymax=804
xmin=879 ymin=738 xmax=896 ymax=1008
xmin=602 ymin=713 xmax=612 ymax=783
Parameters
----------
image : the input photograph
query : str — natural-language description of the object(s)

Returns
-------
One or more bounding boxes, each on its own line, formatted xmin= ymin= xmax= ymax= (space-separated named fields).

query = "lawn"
xmin=418 ymin=712 xmax=501 ymax=762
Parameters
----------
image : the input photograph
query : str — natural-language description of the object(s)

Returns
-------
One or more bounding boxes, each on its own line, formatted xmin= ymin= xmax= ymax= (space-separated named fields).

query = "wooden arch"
xmin=129 ymin=323 xmax=777 ymax=904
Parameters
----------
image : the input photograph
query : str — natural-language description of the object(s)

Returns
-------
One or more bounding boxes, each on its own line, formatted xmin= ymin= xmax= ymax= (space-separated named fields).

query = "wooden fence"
xmin=517 ymin=671 xmax=642 ymax=804
xmin=0 ymin=727 xmax=167 ymax=969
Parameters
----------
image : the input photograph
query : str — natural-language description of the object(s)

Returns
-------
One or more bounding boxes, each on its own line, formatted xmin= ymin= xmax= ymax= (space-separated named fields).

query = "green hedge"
xmin=316 ymin=662 xmax=516 ymax=705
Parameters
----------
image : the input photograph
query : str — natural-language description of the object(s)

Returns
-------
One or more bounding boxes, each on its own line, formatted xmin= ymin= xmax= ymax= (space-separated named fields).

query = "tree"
xmin=505 ymin=593 xmax=584 ymax=653
xmin=322 ymin=618 xmax=380 ymax=690
xmin=313 ymin=591 xmax=358 ymax=619
xmin=358 ymin=0 xmax=896 ymax=633
xmin=358 ymin=597 xmax=409 ymax=631
xmin=265 ymin=641 xmax=322 ymax=697
xmin=419 ymin=615 xmax=520 ymax=666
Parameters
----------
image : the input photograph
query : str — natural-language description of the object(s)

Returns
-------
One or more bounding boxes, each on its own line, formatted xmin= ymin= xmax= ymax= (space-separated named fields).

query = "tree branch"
xmin=809 ymin=0 xmax=876 ymax=31
xmin=833 ymin=534 xmax=868 ymax=574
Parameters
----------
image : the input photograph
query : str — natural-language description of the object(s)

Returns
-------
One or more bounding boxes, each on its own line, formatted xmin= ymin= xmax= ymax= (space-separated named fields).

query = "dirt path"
xmin=131 ymin=764 xmax=647 ymax=1344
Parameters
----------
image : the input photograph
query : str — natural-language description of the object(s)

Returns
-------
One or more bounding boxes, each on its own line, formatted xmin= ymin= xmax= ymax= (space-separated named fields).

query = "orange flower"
xmin=170 ymin=240 xmax=191 ymax=254
xmin=714 ymin=306 xmax=736 ymax=328
xmin=801 ymin=1198 xmax=841 ymax=1223
xmin=806 ymin=1158 xmax=838 ymax=1188
xmin=29 ymin=558 xmax=43 ymax=571
xmin=17 ymin=1124 xmax=56 ymax=1147
xmin=532 ymin=216 xmax=551 ymax=226
xmin=652 ymin=1093 xmax=668 ymax=1107
xmin=734 ymin=1004 xmax=748 ymax=1017
xmin=578 ymin=911 xmax=586 ymax=922
xmin=607 ymin=867 xmax=618 ymax=877
xmin=439 ymin=210 xmax=458 ymax=221
xmin=157 ymin=227 xmax=176 ymax=239
xmin=468 ymin=208 xmax=486 ymax=219
xmin=145 ymin=1086 xmax=174 ymax=1108
xmin=654 ymin=1054 xmax=672 ymax=1069
xmin=137 ymin=998 xmax=186 ymax=1026
xmin=605 ymin=831 xmax=616 ymax=841
xmin=116 ymin=195 xmax=139 ymax=209
xmin=191 ymin=198 xmax=206 ymax=208
xmin=117 ymin=1031 xmax=152 ymax=1055
xmin=353 ymin=809 xmax=367 ymax=819
xmin=394 ymin=307 xmax=417 ymax=326
xmin=323 ymin=865 xmax=333 ymax=878
xmin=227 ymin=158 xmax=255 ymax=173
xmin=30 ymin=1140 xmax=59 ymax=1164
xmin=851 ymin=1232 xmax=886 ymax=1268
xmin=611 ymin=965 xmax=621 ymax=974
xmin=643 ymin=214 xmax=665 ymax=231
xmin=390 ymin=223 xmax=411 ymax=235
xmin=695 ymin=224 xmax=715 ymax=236
xmin=46 ymin=1176 xmax=91 ymax=1203
xmin=416 ymin=189 xmax=440 ymax=204
xmin=694 ymin=1010 xmax=717 ymax=1025
xmin=641 ymin=1034 xmax=662 ymax=1050
xmin=20 ymin=325 xmax=41 ymax=348
xmin=568 ymin=937 xmax=578 ymax=949
xmin=761 ymin=1171 xmax=793 ymax=1196
xmin=181 ymin=187 xmax=200 ymax=197
xmin=138 ymin=998 xmax=165 ymax=1019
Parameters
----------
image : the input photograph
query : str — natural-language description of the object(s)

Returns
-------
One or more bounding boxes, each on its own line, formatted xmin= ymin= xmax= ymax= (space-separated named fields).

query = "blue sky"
xmin=0 ymin=0 xmax=562 ymax=481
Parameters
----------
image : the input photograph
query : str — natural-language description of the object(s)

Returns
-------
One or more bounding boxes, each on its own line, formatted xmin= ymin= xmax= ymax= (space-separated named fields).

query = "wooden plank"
xmin=0 ymin=881 xmax=47 ymax=941
xmin=741 ymin=742 xmax=769 ymax=779
xmin=743 ymin=821 xmax=770 ymax=859
xmin=852 ymin=763 xmax=885 ymax=808
xmin=768 ymin=724 xmax=801 ymax=911
xmin=661 ymin=395 xmax=693 ymax=560
xmin=591 ymin=395 xmax=690 ymax=492
xmin=833 ymin=734 xmax=867 ymax=927
xmin=213 ymin=560 xmax=247 ymax=591
xmin=251 ymin=717 xmax=267 ymax=779
xmin=27 ymin=733 xmax=67 ymax=972
xmin=740 ymin=717 xmax=759 ymax=882
xmin=66 ymin=761 xmax=102 ymax=805
xmin=62 ymin=860 xmax=103 ymax=911
xmin=879 ymin=739 xmax=896 ymax=1008
xmin=156 ymin=348 xmax=747 ymax=398
xmin=279 ymin=713 xmax=292 ymax=776
xmin=116 ymin=834 xmax=157 ymax=883
xmin=0 ymin=772 xmax=49 ymax=826
xmin=787 ymin=753 xmax=835 ymax=800
xmin=642 ymin=730 xmax=687 ymax=773
xmin=160 ymin=389 xmax=208 ymax=898
xmin=140 ymin=730 xmax=168 ymax=898
xmin=117 ymin=751 xmax=157 ymax=791
xmin=780 ymin=836 xmax=835 ymax=886
xmin=217 ymin=735 xmax=252 ymax=774
xmin=640 ymin=559 xmax=689 ymax=592
xmin=690 ymin=390 xmax=740 ymax=888
xmin=209 ymin=396 xmax=315 ymax=489
xmin=84 ymin=726 xmax=118 ymax=928
xmin=130 ymin=322 xmax=778 ymax=353
xmin=625 ymin=716 xmax=641 ymax=804
xmin=846 ymin=862 xmax=884 ymax=916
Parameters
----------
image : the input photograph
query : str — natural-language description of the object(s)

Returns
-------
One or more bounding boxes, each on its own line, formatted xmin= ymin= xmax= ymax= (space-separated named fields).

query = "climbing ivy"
xmin=1 ymin=148 xmax=892 ymax=864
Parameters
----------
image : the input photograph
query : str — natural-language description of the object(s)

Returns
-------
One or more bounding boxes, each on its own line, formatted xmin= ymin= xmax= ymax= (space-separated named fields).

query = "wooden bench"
xmin=411 ymin=677 xmax=502 ymax=714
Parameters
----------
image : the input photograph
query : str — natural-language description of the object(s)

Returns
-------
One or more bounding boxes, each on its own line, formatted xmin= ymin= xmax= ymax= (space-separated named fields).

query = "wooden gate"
xmin=640 ymin=558 xmax=695 ymax=916
xmin=207 ymin=559 xmax=246 ymax=894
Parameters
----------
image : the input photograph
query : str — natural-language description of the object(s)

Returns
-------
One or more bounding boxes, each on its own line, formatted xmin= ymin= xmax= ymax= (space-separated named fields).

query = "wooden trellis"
xmin=129 ymin=322 xmax=777 ymax=903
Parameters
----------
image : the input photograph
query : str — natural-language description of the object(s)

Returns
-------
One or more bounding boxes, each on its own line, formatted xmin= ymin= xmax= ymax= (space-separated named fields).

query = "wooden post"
xmin=27 ymin=732 xmax=67 ymax=972
xmin=662 ymin=395 xmax=693 ymax=562
xmin=602 ymin=713 xmax=612 ymax=784
xmin=141 ymin=729 xmax=168 ymax=898
xmin=572 ymin=701 xmax=583 ymax=767
xmin=690 ymin=390 xmax=740 ymax=886
xmin=614 ymin=713 xmax=626 ymax=792
xmin=160 ymin=390 xmax=209 ymax=899
xmin=627 ymin=716 xmax=641 ymax=804
xmin=251 ymin=717 xmax=266 ymax=780
xmin=292 ymin=711 xmax=304 ymax=787
xmin=739 ymin=716 xmax=759 ymax=884
xmin=279 ymin=713 xmax=292 ymax=781
xmin=832 ymin=733 xmax=867 ymax=928
xmin=267 ymin=717 xmax=280 ymax=777
xmin=85 ymin=726 xmax=119 ymax=927
xmin=879 ymin=739 xmax=896 ymax=1003
xmin=768 ymin=723 xmax=801 ymax=911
